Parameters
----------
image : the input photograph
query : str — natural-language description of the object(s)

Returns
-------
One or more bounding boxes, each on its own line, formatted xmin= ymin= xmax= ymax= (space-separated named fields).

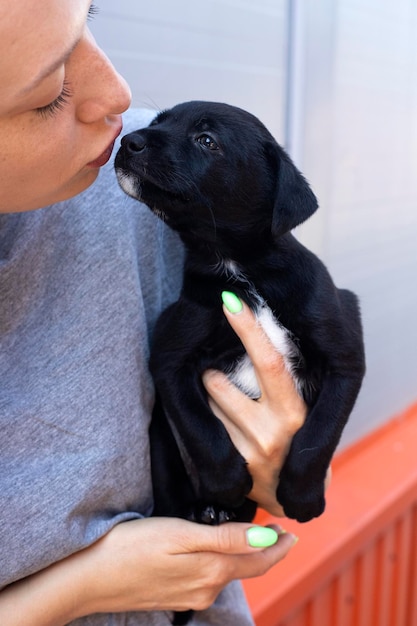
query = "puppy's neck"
xmin=208 ymin=253 xmax=241 ymax=277
xmin=217 ymin=258 xmax=240 ymax=276
xmin=184 ymin=235 xmax=294 ymax=289
xmin=212 ymin=255 xmax=257 ymax=291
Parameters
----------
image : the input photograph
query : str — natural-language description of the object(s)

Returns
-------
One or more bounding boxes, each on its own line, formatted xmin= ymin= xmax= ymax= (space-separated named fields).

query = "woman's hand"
xmin=78 ymin=518 xmax=295 ymax=614
xmin=0 ymin=517 xmax=297 ymax=625
xmin=203 ymin=296 xmax=309 ymax=517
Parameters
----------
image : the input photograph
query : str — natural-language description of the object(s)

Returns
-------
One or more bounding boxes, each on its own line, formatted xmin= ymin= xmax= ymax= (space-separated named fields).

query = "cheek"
xmin=0 ymin=117 xmax=91 ymax=212
xmin=1 ymin=115 xmax=73 ymax=169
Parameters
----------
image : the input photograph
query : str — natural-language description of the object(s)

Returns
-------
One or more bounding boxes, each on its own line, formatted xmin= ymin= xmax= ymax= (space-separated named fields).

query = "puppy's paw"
xmin=201 ymin=459 xmax=253 ymax=509
xmin=188 ymin=505 xmax=236 ymax=525
xmin=203 ymin=467 xmax=252 ymax=510
xmin=276 ymin=478 xmax=325 ymax=523
xmin=188 ymin=498 xmax=258 ymax=525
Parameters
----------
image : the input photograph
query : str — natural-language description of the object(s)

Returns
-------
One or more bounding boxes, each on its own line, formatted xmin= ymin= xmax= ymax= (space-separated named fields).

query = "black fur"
xmin=115 ymin=99 xmax=365 ymax=525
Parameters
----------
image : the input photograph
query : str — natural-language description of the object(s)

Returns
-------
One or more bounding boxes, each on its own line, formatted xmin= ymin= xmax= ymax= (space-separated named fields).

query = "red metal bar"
xmin=243 ymin=402 xmax=417 ymax=626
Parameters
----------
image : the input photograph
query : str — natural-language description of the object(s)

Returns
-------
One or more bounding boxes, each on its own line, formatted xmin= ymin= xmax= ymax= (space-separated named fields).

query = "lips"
xmin=87 ymin=121 xmax=123 ymax=168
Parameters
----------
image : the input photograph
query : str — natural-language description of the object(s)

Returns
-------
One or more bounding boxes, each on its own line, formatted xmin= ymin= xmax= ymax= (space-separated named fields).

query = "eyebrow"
xmin=19 ymin=35 xmax=81 ymax=97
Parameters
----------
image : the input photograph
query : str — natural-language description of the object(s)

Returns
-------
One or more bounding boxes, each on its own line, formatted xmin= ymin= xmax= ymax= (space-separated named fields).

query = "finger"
xmin=203 ymin=371 xmax=288 ymax=463
xmin=207 ymin=387 xmax=253 ymax=456
xmin=202 ymin=369 xmax=262 ymax=439
xmin=174 ymin=522 xmax=298 ymax=601
xmin=235 ymin=530 xmax=298 ymax=580
xmin=222 ymin=300 xmax=307 ymax=436
xmin=203 ymin=391 xmax=287 ymax=514
xmin=173 ymin=521 xmax=287 ymax=556
xmin=221 ymin=298 xmax=298 ymax=401
xmin=203 ymin=368 xmax=301 ymax=452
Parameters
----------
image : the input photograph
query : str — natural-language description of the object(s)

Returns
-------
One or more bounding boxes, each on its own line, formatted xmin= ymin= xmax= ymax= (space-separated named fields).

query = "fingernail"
xmin=247 ymin=526 xmax=278 ymax=548
xmin=221 ymin=291 xmax=243 ymax=314
xmin=292 ymin=535 xmax=300 ymax=546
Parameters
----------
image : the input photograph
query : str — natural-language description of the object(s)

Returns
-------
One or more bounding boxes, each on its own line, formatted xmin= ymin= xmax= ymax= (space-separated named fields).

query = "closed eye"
xmin=34 ymin=80 xmax=73 ymax=119
xmin=196 ymin=134 xmax=219 ymax=151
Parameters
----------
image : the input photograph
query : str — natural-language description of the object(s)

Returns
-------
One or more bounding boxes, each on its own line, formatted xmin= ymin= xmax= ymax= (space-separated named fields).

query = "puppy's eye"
xmin=196 ymin=134 xmax=219 ymax=151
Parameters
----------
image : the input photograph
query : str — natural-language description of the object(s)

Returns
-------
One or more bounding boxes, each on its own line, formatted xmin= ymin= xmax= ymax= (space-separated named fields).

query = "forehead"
xmin=0 ymin=0 xmax=89 ymax=112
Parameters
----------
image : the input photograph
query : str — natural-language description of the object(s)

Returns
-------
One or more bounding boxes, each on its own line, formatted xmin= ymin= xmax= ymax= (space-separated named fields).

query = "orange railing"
xmin=243 ymin=402 xmax=417 ymax=626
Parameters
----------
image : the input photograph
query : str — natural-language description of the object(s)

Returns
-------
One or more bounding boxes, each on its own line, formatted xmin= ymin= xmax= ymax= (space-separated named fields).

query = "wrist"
xmin=0 ymin=551 xmax=90 ymax=626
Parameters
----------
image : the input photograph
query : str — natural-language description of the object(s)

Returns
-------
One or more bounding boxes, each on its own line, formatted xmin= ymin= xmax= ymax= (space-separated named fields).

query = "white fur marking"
xmin=224 ymin=259 xmax=239 ymax=275
xmin=256 ymin=306 xmax=297 ymax=362
xmin=228 ymin=354 xmax=261 ymax=399
xmin=215 ymin=260 xmax=303 ymax=397
xmin=227 ymin=302 xmax=303 ymax=398
xmin=115 ymin=169 xmax=140 ymax=199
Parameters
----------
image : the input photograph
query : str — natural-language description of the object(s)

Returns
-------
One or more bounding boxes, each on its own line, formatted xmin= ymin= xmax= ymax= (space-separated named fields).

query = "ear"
xmin=270 ymin=145 xmax=318 ymax=237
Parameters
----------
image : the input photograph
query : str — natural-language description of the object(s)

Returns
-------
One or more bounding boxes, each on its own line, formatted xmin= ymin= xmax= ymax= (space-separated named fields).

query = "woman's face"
xmin=0 ymin=0 xmax=132 ymax=212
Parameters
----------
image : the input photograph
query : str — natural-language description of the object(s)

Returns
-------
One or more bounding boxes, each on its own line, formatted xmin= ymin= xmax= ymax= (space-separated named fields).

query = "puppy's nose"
xmin=121 ymin=131 xmax=147 ymax=154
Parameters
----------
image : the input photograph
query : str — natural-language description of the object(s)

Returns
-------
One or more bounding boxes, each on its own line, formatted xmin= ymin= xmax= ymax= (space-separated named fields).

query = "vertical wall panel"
xmin=393 ymin=513 xmax=413 ymax=626
xmin=356 ymin=547 xmax=377 ymax=626
xmin=309 ymin=582 xmax=337 ymax=626
xmin=405 ymin=506 xmax=417 ymax=625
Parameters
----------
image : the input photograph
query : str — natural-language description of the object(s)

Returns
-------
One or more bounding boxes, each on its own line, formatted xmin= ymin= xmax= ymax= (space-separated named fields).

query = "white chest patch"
xmin=226 ymin=301 xmax=302 ymax=399
xmin=218 ymin=260 xmax=302 ymax=399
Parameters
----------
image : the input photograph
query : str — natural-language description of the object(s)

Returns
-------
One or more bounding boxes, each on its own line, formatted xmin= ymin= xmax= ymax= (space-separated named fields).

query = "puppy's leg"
xmin=151 ymin=396 xmax=252 ymax=626
xmin=277 ymin=372 xmax=364 ymax=522
xmin=150 ymin=396 xmax=196 ymax=519
xmin=158 ymin=369 xmax=253 ymax=512
xmin=151 ymin=301 xmax=253 ymax=517
xmin=172 ymin=610 xmax=193 ymax=625
xmin=150 ymin=395 xmax=256 ymax=523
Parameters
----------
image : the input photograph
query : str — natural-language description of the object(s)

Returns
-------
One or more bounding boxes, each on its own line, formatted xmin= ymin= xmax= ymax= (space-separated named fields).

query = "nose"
xmin=73 ymin=31 xmax=132 ymax=123
xmin=121 ymin=132 xmax=147 ymax=154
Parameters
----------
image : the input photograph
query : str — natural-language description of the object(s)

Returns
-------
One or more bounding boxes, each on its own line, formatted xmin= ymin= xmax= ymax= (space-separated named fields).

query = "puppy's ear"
xmin=269 ymin=144 xmax=318 ymax=237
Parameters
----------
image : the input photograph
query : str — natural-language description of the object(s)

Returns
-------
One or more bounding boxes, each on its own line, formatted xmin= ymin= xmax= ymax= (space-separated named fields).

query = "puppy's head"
xmin=115 ymin=101 xmax=318 ymax=249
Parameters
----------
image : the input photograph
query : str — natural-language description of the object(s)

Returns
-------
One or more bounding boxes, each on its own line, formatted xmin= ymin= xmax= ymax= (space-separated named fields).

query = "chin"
xmin=53 ymin=168 xmax=100 ymax=206
xmin=41 ymin=169 xmax=100 ymax=211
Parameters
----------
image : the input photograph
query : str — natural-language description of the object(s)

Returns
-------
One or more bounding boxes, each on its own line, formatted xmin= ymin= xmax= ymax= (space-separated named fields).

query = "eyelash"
xmin=35 ymin=80 xmax=73 ymax=120
xmin=88 ymin=3 xmax=99 ymax=19
xmin=34 ymin=4 xmax=98 ymax=120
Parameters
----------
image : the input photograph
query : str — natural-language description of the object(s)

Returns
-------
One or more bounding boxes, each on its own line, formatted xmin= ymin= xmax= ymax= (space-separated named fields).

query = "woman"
xmin=0 ymin=1 xmax=312 ymax=624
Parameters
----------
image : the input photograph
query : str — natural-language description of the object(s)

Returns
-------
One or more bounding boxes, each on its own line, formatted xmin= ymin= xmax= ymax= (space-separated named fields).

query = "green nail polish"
xmin=221 ymin=291 xmax=243 ymax=314
xmin=247 ymin=526 xmax=278 ymax=548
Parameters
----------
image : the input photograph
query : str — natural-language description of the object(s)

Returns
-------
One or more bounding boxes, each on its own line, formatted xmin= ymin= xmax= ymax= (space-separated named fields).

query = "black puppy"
xmin=115 ymin=101 xmax=365 ymax=527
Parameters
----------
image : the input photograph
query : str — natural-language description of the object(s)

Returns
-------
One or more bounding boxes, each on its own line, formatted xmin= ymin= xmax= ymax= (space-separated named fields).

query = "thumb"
xmin=178 ymin=521 xmax=288 ymax=555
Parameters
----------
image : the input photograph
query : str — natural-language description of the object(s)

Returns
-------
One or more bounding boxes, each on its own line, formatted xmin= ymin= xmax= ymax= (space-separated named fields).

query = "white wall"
xmin=296 ymin=0 xmax=417 ymax=444
xmin=91 ymin=0 xmax=417 ymax=449
xmin=91 ymin=0 xmax=288 ymax=141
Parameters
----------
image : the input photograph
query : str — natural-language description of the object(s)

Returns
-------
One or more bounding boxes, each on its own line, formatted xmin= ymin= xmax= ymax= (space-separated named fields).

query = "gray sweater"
xmin=0 ymin=109 xmax=254 ymax=625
